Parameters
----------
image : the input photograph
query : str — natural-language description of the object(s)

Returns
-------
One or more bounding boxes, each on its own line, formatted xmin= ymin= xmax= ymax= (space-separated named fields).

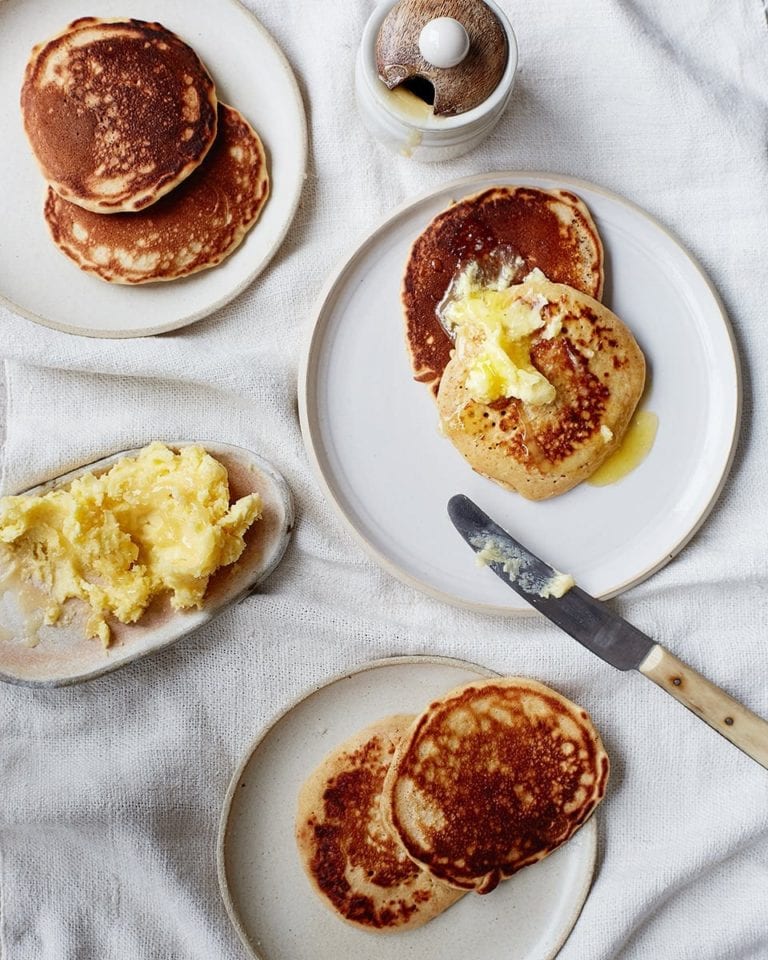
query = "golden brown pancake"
xmin=382 ymin=679 xmax=609 ymax=894
xmin=44 ymin=103 xmax=269 ymax=284
xmin=437 ymin=273 xmax=645 ymax=500
xmin=21 ymin=17 xmax=218 ymax=213
xmin=296 ymin=715 xmax=464 ymax=932
xmin=402 ymin=187 xmax=604 ymax=397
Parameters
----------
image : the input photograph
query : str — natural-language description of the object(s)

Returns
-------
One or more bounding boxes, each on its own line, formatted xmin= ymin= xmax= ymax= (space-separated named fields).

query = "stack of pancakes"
xmin=296 ymin=677 xmax=609 ymax=933
xmin=20 ymin=18 xmax=269 ymax=283
xmin=402 ymin=186 xmax=646 ymax=499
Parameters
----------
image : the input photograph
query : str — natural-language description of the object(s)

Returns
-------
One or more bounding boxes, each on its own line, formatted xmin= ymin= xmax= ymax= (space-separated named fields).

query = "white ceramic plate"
xmin=0 ymin=442 xmax=294 ymax=685
xmin=218 ymin=656 xmax=597 ymax=960
xmin=0 ymin=0 xmax=306 ymax=337
xmin=299 ymin=172 xmax=741 ymax=613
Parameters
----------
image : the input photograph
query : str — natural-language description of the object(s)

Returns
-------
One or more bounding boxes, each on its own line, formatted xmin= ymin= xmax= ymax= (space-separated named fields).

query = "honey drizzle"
xmin=588 ymin=410 xmax=658 ymax=486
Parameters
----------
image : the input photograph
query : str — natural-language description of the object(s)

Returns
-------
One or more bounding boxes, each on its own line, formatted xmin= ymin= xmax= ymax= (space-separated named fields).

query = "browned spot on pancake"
xmin=385 ymin=680 xmax=609 ymax=893
xmin=481 ymin=334 xmax=610 ymax=471
xmin=402 ymin=187 xmax=604 ymax=396
xmin=21 ymin=18 xmax=217 ymax=212
xmin=305 ymin=734 xmax=425 ymax=928
xmin=436 ymin=276 xmax=645 ymax=500
xmin=44 ymin=103 xmax=269 ymax=284
xmin=297 ymin=716 xmax=463 ymax=931
xmin=458 ymin=342 xmax=604 ymax=466
xmin=528 ymin=338 xmax=609 ymax=463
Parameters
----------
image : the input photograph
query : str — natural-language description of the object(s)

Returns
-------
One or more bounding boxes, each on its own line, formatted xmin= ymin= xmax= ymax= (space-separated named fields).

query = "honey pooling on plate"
xmin=588 ymin=410 xmax=658 ymax=486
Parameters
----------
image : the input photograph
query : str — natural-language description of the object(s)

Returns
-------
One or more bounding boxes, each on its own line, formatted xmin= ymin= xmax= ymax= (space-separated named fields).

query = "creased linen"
xmin=1 ymin=1 xmax=768 ymax=958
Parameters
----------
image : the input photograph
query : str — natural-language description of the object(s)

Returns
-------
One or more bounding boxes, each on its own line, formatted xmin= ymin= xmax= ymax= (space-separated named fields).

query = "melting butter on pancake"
xmin=437 ymin=269 xmax=645 ymax=500
xmin=21 ymin=18 xmax=218 ymax=213
xmin=44 ymin=103 xmax=269 ymax=284
xmin=382 ymin=679 xmax=609 ymax=894
xmin=402 ymin=186 xmax=605 ymax=398
xmin=296 ymin=715 xmax=464 ymax=932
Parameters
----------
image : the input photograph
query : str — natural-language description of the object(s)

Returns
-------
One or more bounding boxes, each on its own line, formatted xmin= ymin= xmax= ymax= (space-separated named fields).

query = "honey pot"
xmin=355 ymin=0 xmax=518 ymax=161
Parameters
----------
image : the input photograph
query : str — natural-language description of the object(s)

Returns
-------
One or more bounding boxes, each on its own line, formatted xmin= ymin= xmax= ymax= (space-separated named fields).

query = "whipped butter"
xmin=441 ymin=266 xmax=562 ymax=406
xmin=0 ymin=442 xmax=262 ymax=645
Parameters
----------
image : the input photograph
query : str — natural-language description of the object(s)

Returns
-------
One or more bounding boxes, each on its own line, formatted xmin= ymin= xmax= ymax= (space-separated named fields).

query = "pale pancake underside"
xmin=295 ymin=714 xmax=463 ymax=932
xmin=44 ymin=103 xmax=269 ymax=284
xmin=437 ymin=279 xmax=646 ymax=500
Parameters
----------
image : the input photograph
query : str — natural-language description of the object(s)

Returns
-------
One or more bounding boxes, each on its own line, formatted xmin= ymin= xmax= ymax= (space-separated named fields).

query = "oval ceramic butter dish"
xmin=355 ymin=0 xmax=517 ymax=160
xmin=0 ymin=442 xmax=294 ymax=687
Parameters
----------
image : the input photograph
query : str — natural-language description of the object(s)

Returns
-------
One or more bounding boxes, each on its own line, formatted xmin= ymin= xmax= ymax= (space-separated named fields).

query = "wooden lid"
xmin=375 ymin=0 xmax=508 ymax=117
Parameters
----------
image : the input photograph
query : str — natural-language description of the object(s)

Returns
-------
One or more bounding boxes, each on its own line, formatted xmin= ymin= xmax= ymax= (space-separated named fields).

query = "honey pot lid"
xmin=375 ymin=0 xmax=509 ymax=117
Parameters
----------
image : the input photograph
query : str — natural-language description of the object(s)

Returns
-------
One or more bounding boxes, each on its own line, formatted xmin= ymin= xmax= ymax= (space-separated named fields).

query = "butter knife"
xmin=448 ymin=494 xmax=768 ymax=770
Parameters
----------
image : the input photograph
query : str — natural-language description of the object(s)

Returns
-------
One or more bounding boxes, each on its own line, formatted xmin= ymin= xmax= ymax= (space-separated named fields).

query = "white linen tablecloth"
xmin=2 ymin=1 xmax=768 ymax=957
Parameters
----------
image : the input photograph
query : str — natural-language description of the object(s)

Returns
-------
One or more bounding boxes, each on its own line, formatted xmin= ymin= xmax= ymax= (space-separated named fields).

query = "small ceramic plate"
xmin=299 ymin=172 xmax=741 ymax=613
xmin=0 ymin=0 xmax=306 ymax=337
xmin=0 ymin=442 xmax=294 ymax=686
xmin=218 ymin=656 xmax=598 ymax=960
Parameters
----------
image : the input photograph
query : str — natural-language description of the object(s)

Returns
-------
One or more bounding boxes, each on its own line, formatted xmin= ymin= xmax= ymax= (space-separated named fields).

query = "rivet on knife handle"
xmin=639 ymin=645 xmax=768 ymax=769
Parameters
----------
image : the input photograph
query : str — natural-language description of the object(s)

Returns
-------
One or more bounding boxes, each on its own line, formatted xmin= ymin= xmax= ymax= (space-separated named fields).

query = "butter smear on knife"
xmin=470 ymin=534 xmax=575 ymax=599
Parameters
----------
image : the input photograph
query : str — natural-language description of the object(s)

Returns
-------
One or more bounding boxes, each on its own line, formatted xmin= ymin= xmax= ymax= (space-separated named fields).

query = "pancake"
xmin=437 ymin=272 xmax=645 ymax=500
xmin=44 ymin=103 xmax=269 ymax=284
xmin=21 ymin=17 xmax=218 ymax=213
xmin=296 ymin=715 xmax=464 ymax=932
xmin=402 ymin=187 xmax=604 ymax=397
xmin=382 ymin=679 xmax=609 ymax=894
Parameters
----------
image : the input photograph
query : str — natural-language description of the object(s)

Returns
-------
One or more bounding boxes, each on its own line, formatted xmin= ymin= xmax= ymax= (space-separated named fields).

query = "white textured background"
xmin=2 ymin=1 xmax=768 ymax=957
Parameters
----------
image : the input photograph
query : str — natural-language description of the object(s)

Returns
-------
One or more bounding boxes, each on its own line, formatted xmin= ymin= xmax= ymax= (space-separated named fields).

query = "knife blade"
xmin=448 ymin=494 xmax=768 ymax=770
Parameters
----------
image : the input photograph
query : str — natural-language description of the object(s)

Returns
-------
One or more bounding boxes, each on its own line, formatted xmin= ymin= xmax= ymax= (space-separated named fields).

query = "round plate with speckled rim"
xmin=218 ymin=656 xmax=598 ymax=960
xmin=0 ymin=0 xmax=306 ymax=337
xmin=298 ymin=171 xmax=741 ymax=614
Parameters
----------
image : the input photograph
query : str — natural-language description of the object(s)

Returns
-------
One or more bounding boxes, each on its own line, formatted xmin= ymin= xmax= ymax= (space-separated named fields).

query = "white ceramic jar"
xmin=355 ymin=0 xmax=518 ymax=162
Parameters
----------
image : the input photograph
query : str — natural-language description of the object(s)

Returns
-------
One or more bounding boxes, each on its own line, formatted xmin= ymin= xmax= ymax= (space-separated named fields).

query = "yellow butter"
xmin=0 ymin=442 xmax=262 ymax=646
xmin=442 ymin=266 xmax=561 ymax=405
